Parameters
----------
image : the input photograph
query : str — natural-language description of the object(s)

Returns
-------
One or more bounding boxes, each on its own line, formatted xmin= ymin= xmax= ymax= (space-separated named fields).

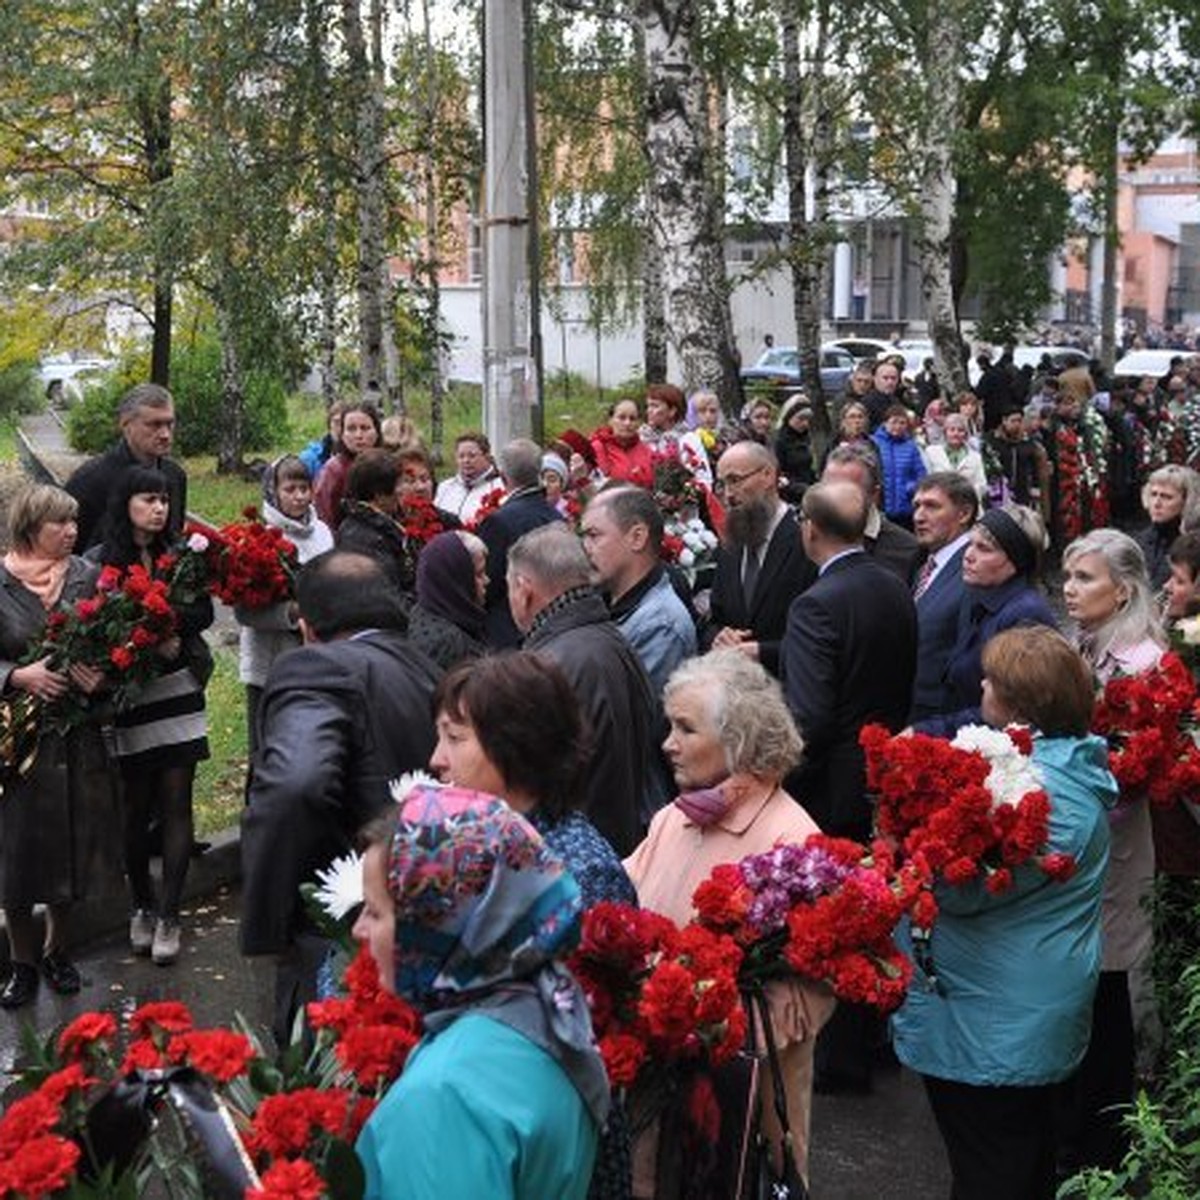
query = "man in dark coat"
xmin=66 ymin=382 xmax=187 ymax=550
xmin=240 ymin=551 xmax=441 ymax=1042
xmin=508 ymin=523 xmax=663 ymax=855
xmin=909 ymin=473 xmax=977 ymax=721
xmin=478 ymin=438 xmax=563 ymax=649
xmin=707 ymin=441 xmax=815 ymax=677
xmin=822 ymin=442 xmax=921 ymax=585
xmin=782 ymin=480 xmax=917 ymax=1093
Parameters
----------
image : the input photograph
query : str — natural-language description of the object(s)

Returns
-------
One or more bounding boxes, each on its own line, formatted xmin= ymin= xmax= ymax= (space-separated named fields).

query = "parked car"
xmin=37 ymin=356 xmax=115 ymax=407
xmin=1008 ymin=346 xmax=1090 ymax=374
xmin=740 ymin=344 xmax=857 ymax=398
xmin=1112 ymin=348 xmax=1195 ymax=380
xmin=829 ymin=336 xmax=900 ymax=365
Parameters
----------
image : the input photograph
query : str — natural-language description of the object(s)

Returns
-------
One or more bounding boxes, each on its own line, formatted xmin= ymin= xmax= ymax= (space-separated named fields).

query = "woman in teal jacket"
xmin=352 ymin=782 xmax=608 ymax=1200
xmin=892 ymin=626 xmax=1114 ymax=1200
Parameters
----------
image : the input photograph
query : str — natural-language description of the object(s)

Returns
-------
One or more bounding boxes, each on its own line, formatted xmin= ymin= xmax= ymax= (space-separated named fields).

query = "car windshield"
xmin=758 ymin=349 xmax=798 ymax=369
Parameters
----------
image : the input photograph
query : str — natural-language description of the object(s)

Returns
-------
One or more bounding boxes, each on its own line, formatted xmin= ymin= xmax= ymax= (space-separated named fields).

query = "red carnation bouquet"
xmin=567 ymin=903 xmax=746 ymax=1091
xmin=465 ymin=485 xmax=506 ymax=531
xmin=397 ymin=495 xmax=445 ymax=544
xmin=187 ymin=512 xmax=298 ymax=610
xmin=860 ymin=723 xmax=1076 ymax=929
xmin=0 ymin=956 xmax=425 ymax=1199
xmin=692 ymin=833 xmax=918 ymax=1013
xmin=1091 ymin=651 xmax=1200 ymax=808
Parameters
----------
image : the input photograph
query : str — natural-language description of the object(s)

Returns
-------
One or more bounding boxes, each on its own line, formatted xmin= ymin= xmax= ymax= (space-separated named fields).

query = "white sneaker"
xmin=130 ymin=910 xmax=155 ymax=956
xmin=151 ymin=918 xmax=181 ymax=965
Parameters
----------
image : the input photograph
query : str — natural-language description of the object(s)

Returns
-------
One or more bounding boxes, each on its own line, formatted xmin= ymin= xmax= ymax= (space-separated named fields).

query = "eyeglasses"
xmin=714 ymin=465 xmax=767 ymax=494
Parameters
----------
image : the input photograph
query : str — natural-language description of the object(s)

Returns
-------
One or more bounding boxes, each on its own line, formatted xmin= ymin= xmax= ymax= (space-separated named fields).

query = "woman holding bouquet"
xmin=237 ymin=454 xmax=333 ymax=754
xmin=0 ymin=485 xmax=121 ymax=1008
xmin=1060 ymin=527 xmax=1166 ymax=1172
xmin=352 ymin=783 xmax=609 ymax=1199
xmin=623 ymin=650 xmax=835 ymax=1195
xmin=893 ymin=626 xmax=1113 ymax=1200
xmin=91 ymin=467 xmax=214 ymax=966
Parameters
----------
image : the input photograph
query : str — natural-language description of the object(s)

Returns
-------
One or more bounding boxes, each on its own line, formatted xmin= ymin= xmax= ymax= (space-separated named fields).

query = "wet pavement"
xmin=1 ymin=886 xmax=951 ymax=1198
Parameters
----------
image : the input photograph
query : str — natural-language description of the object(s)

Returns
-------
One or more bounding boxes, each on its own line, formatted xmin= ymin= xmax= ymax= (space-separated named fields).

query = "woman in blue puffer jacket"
xmin=892 ymin=626 xmax=1114 ymax=1200
xmin=871 ymin=403 xmax=926 ymax=526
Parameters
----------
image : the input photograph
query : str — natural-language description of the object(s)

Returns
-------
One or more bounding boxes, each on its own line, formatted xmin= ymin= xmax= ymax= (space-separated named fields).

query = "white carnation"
xmin=1178 ymin=616 xmax=1200 ymax=647
xmin=951 ymin=724 xmax=1044 ymax=809
xmin=187 ymin=532 xmax=210 ymax=553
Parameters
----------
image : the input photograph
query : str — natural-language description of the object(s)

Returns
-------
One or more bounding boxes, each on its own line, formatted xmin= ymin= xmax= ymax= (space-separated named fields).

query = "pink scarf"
xmin=3 ymin=549 xmax=70 ymax=610
xmin=674 ymin=784 xmax=731 ymax=826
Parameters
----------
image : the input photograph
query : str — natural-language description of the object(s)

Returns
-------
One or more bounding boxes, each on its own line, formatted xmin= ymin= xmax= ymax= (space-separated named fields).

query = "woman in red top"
xmin=590 ymin=398 xmax=654 ymax=488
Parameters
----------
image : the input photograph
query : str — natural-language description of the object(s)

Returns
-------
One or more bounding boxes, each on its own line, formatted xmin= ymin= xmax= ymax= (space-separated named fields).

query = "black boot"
xmin=0 ymin=962 xmax=39 ymax=1008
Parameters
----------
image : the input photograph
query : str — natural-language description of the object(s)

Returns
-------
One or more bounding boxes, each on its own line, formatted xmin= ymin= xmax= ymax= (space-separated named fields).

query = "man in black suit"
xmin=478 ymin=438 xmax=563 ymax=648
xmin=910 ymin=472 xmax=977 ymax=721
xmin=822 ymin=442 xmax=921 ymax=585
xmin=707 ymin=441 xmax=815 ymax=676
xmin=782 ymin=479 xmax=917 ymax=1093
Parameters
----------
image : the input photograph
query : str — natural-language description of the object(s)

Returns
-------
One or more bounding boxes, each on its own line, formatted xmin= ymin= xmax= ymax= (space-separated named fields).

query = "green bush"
xmin=66 ymin=337 xmax=289 ymax=456
xmin=0 ymin=360 xmax=46 ymax=419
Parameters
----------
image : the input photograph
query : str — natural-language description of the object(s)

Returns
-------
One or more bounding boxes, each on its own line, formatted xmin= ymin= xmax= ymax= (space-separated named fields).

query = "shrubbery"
xmin=0 ymin=360 xmax=45 ymax=419
xmin=67 ymin=336 xmax=289 ymax=457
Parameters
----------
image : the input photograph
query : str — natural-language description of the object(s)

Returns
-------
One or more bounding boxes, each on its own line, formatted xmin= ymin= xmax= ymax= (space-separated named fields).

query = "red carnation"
xmin=0 ymin=1091 xmax=59 ymax=1156
xmin=0 ymin=1134 xmax=82 ymax=1198
xmin=38 ymin=1063 xmax=96 ymax=1107
xmin=246 ymin=1157 xmax=325 ymax=1200
xmin=598 ymin=1032 xmax=647 ymax=1088
xmin=336 ymin=1023 xmax=419 ymax=1090
xmin=57 ymin=1011 xmax=118 ymax=1059
xmin=120 ymin=1037 xmax=167 ymax=1074
xmin=130 ymin=1000 xmax=194 ymax=1038
xmin=109 ymin=644 xmax=135 ymax=671
xmin=167 ymin=1030 xmax=255 ymax=1082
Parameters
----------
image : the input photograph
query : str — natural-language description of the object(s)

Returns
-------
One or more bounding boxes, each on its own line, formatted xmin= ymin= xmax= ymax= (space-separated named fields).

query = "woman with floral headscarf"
xmin=353 ymin=784 xmax=609 ymax=1200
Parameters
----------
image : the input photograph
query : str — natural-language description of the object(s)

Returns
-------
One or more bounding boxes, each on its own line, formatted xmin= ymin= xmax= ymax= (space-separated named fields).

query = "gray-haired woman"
xmin=623 ymin=650 xmax=834 ymax=1195
xmin=1060 ymin=527 xmax=1165 ymax=1172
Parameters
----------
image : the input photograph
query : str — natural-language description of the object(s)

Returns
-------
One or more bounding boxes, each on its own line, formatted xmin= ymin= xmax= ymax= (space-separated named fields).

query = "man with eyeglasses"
xmin=67 ymin=382 xmax=187 ymax=550
xmin=705 ymin=441 xmax=815 ymax=677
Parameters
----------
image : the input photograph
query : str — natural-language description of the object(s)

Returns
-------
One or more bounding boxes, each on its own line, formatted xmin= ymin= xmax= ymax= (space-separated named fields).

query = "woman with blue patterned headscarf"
xmin=353 ymin=783 xmax=609 ymax=1200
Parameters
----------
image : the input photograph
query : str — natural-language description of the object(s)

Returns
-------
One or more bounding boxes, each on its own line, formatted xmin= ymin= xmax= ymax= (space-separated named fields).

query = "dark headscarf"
xmin=387 ymin=783 xmax=610 ymax=1126
xmin=978 ymin=507 xmax=1037 ymax=579
xmin=415 ymin=531 xmax=485 ymax=639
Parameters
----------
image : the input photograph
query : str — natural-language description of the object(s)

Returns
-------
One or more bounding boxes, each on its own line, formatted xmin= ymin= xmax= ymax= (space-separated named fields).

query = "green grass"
xmin=194 ymin=646 xmax=248 ymax=836
xmin=0 ymin=417 xmax=20 ymax=463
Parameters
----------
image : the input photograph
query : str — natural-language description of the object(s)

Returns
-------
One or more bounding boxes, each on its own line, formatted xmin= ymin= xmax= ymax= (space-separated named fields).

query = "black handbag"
xmin=746 ymin=985 xmax=811 ymax=1200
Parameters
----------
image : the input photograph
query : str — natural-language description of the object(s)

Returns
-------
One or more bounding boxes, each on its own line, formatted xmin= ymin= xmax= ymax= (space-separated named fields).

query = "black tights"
xmin=123 ymin=764 xmax=195 ymax=919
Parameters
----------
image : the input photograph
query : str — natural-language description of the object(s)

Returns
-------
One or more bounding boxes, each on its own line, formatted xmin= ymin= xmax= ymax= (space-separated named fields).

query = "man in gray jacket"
xmin=581 ymin=485 xmax=696 ymax=697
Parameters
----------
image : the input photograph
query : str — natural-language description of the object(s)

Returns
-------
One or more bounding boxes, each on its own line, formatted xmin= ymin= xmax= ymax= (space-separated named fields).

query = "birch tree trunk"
xmin=308 ymin=0 xmax=339 ymax=410
xmin=782 ymin=0 xmax=829 ymax=442
xmin=342 ymin=0 xmax=392 ymax=400
xmin=915 ymin=1 xmax=968 ymax=396
xmin=639 ymin=0 xmax=740 ymax=410
xmin=642 ymin=225 xmax=668 ymax=383
xmin=420 ymin=0 xmax=445 ymax=456
xmin=215 ymin=284 xmax=246 ymax=475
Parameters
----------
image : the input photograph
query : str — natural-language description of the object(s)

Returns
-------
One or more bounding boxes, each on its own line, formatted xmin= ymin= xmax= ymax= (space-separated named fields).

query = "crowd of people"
xmin=4 ymin=350 xmax=1200 ymax=1197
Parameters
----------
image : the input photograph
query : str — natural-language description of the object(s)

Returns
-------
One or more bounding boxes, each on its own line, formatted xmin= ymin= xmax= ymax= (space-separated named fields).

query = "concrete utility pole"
xmin=481 ymin=0 xmax=538 ymax=448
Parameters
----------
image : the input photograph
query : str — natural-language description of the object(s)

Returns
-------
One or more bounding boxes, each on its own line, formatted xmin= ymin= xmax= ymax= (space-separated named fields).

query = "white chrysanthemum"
xmin=952 ymin=724 xmax=1044 ymax=809
xmin=1178 ymin=615 xmax=1200 ymax=647
xmin=388 ymin=769 xmax=442 ymax=804
xmin=312 ymin=851 xmax=364 ymax=920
